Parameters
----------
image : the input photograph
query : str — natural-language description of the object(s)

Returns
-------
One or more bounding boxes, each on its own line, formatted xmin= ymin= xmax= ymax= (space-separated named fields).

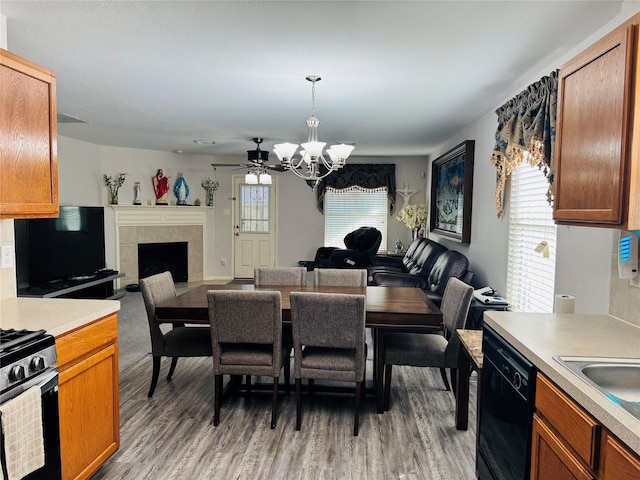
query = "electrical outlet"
xmin=1 ymin=245 xmax=14 ymax=269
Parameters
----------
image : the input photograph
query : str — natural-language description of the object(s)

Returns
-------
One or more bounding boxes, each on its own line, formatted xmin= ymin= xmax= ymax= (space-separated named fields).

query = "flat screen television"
xmin=15 ymin=206 xmax=106 ymax=286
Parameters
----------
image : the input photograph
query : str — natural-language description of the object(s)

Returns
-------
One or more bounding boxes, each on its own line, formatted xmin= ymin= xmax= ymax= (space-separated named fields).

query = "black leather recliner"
xmin=314 ymin=226 xmax=383 ymax=269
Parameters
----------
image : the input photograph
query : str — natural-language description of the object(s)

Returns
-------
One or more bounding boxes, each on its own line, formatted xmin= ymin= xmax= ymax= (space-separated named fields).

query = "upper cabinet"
xmin=0 ymin=49 xmax=58 ymax=219
xmin=554 ymin=15 xmax=640 ymax=229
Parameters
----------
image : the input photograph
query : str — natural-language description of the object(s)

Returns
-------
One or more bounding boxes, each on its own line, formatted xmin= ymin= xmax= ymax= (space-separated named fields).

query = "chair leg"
xmin=295 ymin=378 xmax=302 ymax=431
xmin=440 ymin=367 xmax=451 ymax=391
xmin=213 ymin=374 xmax=223 ymax=426
xmin=383 ymin=364 xmax=392 ymax=411
xmin=148 ymin=356 xmax=161 ymax=398
xmin=271 ymin=376 xmax=279 ymax=429
xmin=166 ymin=357 xmax=178 ymax=381
xmin=354 ymin=381 xmax=362 ymax=436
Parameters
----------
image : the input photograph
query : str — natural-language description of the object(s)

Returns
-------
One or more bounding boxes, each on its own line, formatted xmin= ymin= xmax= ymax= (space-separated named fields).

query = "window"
xmin=506 ymin=163 xmax=557 ymax=312
xmin=239 ymin=185 xmax=271 ymax=233
xmin=324 ymin=186 xmax=387 ymax=252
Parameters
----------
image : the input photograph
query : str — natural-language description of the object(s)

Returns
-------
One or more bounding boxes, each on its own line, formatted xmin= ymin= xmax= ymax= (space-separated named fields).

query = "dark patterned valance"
xmin=316 ymin=164 xmax=396 ymax=214
xmin=491 ymin=70 xmax=558 ymax=218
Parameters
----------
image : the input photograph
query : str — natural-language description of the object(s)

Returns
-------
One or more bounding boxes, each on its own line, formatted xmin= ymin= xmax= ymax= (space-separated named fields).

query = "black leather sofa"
xmin=314 ymin=226 xmax=383 ymax=268
xmin=367 ymin=237 xmax=473 ymax=306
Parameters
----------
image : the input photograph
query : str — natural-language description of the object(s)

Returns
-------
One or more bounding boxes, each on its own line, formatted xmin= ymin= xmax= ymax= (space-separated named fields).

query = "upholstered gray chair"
xmin=290 ymin=292 xmax=366 ymax=436
xmin=313 ymin=268 xmax=367 ymax=287
xmin=254 ymin=267 xmax=306 ymax=286
xmin=383 ymin=277 xmax=474 ymax=411
xmin=207 ymin=290 xmax=284 ymax=428
xmin=139 ymin=271 xmax=212 ymax=398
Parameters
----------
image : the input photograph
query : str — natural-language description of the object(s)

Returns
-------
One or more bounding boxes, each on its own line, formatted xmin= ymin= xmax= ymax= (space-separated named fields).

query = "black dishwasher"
xmin=477 ymin=325 xmax=536 ymax=480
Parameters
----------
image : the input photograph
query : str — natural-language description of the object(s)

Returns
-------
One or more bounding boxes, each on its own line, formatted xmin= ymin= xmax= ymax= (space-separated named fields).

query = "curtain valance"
xmin=491 ymin=70 xmax=558 ymax=217
xmin=315 ymin=164 xmax=396 ymax=214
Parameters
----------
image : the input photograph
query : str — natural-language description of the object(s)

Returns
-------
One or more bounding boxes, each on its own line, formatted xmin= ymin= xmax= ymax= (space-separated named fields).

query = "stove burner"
xmin=0 ymin=328 xmax=47 ymax=352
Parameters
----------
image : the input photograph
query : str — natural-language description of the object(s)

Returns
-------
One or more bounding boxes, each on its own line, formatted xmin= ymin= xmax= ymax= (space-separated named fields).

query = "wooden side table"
xmin=455 ymin=329 xmax=483 ymax=430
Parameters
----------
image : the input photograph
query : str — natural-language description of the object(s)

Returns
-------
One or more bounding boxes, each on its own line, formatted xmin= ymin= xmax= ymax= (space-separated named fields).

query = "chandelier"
xmin=273 ymin=76 xmax=355 ymax=188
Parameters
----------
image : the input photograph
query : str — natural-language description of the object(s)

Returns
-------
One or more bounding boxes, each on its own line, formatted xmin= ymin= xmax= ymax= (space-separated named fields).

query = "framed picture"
xmin=430 ymin=140 xmax=475 ymax=243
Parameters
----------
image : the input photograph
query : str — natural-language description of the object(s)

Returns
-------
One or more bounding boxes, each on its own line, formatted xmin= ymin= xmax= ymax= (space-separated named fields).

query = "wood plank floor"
xmin=94 ymin=355 xmax=478 ymax=479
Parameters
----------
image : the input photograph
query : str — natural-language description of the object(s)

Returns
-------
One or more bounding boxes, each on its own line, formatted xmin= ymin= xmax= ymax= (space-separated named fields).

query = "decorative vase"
xmin=412 ymin=228 xmax=420 ymax=241
xmin=206 ymin=190 xmax=215 ymax=207
xmin=110 ymin=192 xmax=119 ymax=205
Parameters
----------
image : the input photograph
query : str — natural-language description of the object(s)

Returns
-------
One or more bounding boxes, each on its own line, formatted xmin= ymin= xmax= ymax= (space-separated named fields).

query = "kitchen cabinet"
xmin=0 ymin=48 xmax=58 ymax=219
xmin=531 ymin=373 xmax=640 ymax=480
xmin=553 ymin=14 xmax=640 ymax=228
xmin=56 ymin=313 xmax=120 ymax=480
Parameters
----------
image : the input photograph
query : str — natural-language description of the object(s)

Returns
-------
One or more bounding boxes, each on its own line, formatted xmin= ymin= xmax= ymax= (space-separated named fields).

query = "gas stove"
xmin=0 ymin=328 xmax=57 ymax=394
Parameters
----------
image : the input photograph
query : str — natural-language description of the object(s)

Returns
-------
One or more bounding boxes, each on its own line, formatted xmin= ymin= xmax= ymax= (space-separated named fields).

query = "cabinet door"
xmin=0 ymin=49 xmax=58 ymax=219
xmin=553 ymin=23 xmax=636 ymax=225
xmin=600 ymin=433 xmax=640 ymax=480
xmin=530 ymin=414 xmax=595 ymax=480
xmin=58 ymin=343 xmax=119 ymax=480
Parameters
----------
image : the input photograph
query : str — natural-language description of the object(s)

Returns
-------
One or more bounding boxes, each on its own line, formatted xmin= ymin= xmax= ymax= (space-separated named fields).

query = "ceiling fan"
xmin=211 ymin=137 xmax=287 ymax=172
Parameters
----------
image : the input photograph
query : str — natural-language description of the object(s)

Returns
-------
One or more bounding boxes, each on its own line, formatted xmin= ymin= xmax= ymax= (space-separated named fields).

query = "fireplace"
xmin=138 ymin=242 xmax=188 ymax=283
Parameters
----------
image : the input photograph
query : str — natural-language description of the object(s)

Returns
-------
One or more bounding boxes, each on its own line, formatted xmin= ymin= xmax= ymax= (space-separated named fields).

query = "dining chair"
xmin=139 ymin=271 xmax=212 ymax=398
xmin=207 ymin=290 xmax=284 ymax=428
xmin=254 ymin=266 xmax=305 ymax=391
xmin=290 ymin=291 xmax=366 ymax=436
xmin=383 ymin=277 xmax=474 ymax=411
xmin=313 ymin=268 xmax=367 ymax=287
xmin=254 ymin=267 xmax=306 ymax=286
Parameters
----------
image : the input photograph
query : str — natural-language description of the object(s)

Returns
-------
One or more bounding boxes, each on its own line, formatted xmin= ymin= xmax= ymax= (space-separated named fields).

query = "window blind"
xmin=506 ymin=163 xmax=557 ymax=312
xmin=324 ymin=186 xmax=388 ymax=252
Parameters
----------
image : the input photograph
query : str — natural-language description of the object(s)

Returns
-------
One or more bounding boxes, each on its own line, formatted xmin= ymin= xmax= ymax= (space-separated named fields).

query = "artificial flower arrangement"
xmin=396 ymin=204 xmax=428 ymax=229
xmin=103 ymin=172 xmax=128 ymax=204
xmin=202 ymin=177 xmax=220 ymax=206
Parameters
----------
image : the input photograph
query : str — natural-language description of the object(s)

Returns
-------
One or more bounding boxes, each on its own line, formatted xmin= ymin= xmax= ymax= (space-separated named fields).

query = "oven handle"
xmin=0 ymin=368 xmax=58 ymax=404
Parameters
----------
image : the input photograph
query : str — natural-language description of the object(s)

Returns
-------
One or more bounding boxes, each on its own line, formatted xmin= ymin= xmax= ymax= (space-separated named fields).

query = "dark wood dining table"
xmin=155 ymin=283 xmax=443 ymax=413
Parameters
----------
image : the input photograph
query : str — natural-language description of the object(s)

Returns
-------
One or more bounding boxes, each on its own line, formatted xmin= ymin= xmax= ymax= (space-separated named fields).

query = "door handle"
xmin=234 ymin=232 xmax=239 ymax=236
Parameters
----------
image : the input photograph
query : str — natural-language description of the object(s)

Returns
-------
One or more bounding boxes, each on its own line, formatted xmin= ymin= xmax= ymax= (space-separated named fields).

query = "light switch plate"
xmin=1 ymin=245 xmax=14 ymax=269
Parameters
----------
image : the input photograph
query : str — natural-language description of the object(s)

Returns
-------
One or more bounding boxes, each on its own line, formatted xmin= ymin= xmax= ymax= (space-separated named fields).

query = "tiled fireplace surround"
xmin=113 ymin=206 xmax=205 ymax=287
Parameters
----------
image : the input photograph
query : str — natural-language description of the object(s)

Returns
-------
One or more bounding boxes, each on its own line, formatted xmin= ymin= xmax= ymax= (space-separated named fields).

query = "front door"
xmin=233 ymin=176 xmax=277 ymax=278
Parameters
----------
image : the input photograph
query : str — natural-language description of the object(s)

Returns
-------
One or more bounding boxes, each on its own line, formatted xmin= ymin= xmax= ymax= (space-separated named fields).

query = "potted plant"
xmin=396 ymin=204 xmax=428 ymax=240
xmin=103 ymin=173 xmax=128 ymax=205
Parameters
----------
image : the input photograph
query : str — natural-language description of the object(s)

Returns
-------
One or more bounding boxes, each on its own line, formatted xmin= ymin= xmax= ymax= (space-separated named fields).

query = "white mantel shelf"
xmin=111 ymin=205 xmax=207 ymax=226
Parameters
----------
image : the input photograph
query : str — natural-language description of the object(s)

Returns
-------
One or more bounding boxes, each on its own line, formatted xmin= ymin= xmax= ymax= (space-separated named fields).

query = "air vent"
xmin=57 ymin=113 xmax=90 ymax=124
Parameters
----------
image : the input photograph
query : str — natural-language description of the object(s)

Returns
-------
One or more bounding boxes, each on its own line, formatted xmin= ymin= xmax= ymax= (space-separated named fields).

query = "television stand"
xmin=18 ymin=272 xmax=125 ymax=300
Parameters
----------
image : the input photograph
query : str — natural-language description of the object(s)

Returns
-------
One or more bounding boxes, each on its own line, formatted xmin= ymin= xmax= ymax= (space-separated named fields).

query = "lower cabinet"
xmin=531 ymin=373 xmax=640 ymax=480
xmin=56 ymin=314 xmax=120 ymax=480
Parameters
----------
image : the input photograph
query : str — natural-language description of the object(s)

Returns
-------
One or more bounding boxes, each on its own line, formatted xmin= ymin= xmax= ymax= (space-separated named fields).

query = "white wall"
xmin=56 ymin=136 xmax=428 ymax=280
xmin=429 ymin=1 xmax=640 ymax=315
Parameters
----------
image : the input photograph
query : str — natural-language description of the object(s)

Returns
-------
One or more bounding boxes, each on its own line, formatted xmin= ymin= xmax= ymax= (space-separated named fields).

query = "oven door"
xmin=477 ymin=354 xmax=533 ymax=480
xmin=1 ymin=368 xmax=62 ymax=480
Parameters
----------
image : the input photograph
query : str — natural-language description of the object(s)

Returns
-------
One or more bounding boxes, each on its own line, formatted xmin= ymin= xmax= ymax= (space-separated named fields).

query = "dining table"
xmin=155 ymin=283 xmax=444 ymax=413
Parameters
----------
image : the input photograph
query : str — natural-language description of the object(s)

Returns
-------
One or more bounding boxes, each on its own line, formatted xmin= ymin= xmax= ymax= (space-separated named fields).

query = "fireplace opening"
xmin=138 ymin=241 xmax=188 ymax=283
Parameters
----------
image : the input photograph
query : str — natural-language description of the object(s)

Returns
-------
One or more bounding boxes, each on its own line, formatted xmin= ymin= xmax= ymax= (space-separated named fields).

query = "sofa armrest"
xmin=371 ymin=272 xmax=428 ymax=289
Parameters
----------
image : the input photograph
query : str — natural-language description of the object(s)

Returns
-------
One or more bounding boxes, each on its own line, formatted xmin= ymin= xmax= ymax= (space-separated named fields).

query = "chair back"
xmin=139 ymin=271 xmax=176 ymax=354
xmin=314 ymin=268 xmax=367 ymax=287
xmin=254 ymin=267 xmax=306 ymax=286
xmin=439 ymin=278 xmax=474 ymax=364
xmin=290 ymin=292 xmax=366 ymax=378
xmin=207 ymin=290 xmax=282 ymax=375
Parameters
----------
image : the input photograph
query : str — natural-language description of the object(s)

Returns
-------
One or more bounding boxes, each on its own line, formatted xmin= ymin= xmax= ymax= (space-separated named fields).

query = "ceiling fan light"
xmin=259 ymin=172 xmax=272 ymax=185
xmin=245 ymin=172 xmax=258 ymax=184
xmin=273 ymin=143 xmax=299 ymax=162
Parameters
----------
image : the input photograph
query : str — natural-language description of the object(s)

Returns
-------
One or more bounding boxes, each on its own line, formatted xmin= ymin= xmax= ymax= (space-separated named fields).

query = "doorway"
xmin=233 ymin=176 xmax=278 ymax=278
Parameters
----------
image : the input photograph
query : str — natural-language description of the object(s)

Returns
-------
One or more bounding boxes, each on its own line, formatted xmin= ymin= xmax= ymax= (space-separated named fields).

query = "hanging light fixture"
xmin=245 ymin=137 xmax=272 ymax=185
xmin=273 ymin=76 xmax=355 ymax=188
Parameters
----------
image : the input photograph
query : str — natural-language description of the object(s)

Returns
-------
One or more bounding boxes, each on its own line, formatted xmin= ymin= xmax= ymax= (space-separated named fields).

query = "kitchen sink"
xmin=553 ymin=356 xmax=640 ymax=421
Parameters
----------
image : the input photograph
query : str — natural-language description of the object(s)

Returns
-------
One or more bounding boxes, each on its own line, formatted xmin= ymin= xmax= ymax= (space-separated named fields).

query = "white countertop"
xmin=484 ymin=312 xmax=640 ymax=455
xmin=0 ymin=297 xmax=121 ymax=337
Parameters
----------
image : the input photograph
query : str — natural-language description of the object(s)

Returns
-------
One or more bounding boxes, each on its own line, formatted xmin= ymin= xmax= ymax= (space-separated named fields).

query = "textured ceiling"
xmin=0 ymin=1 xmax=624 ymax=158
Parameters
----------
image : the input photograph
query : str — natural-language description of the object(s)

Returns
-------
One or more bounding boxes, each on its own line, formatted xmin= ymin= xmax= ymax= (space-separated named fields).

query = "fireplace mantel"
xmin=111 ymin=205 xmax=207 ymax=226
xmin=111 ymin=206 xmax=207 ymax=287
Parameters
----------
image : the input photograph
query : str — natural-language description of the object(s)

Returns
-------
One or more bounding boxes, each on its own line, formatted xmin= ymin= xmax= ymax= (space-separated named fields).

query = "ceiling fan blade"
xmin=211 ymin=163 xmax=249 ymax=168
